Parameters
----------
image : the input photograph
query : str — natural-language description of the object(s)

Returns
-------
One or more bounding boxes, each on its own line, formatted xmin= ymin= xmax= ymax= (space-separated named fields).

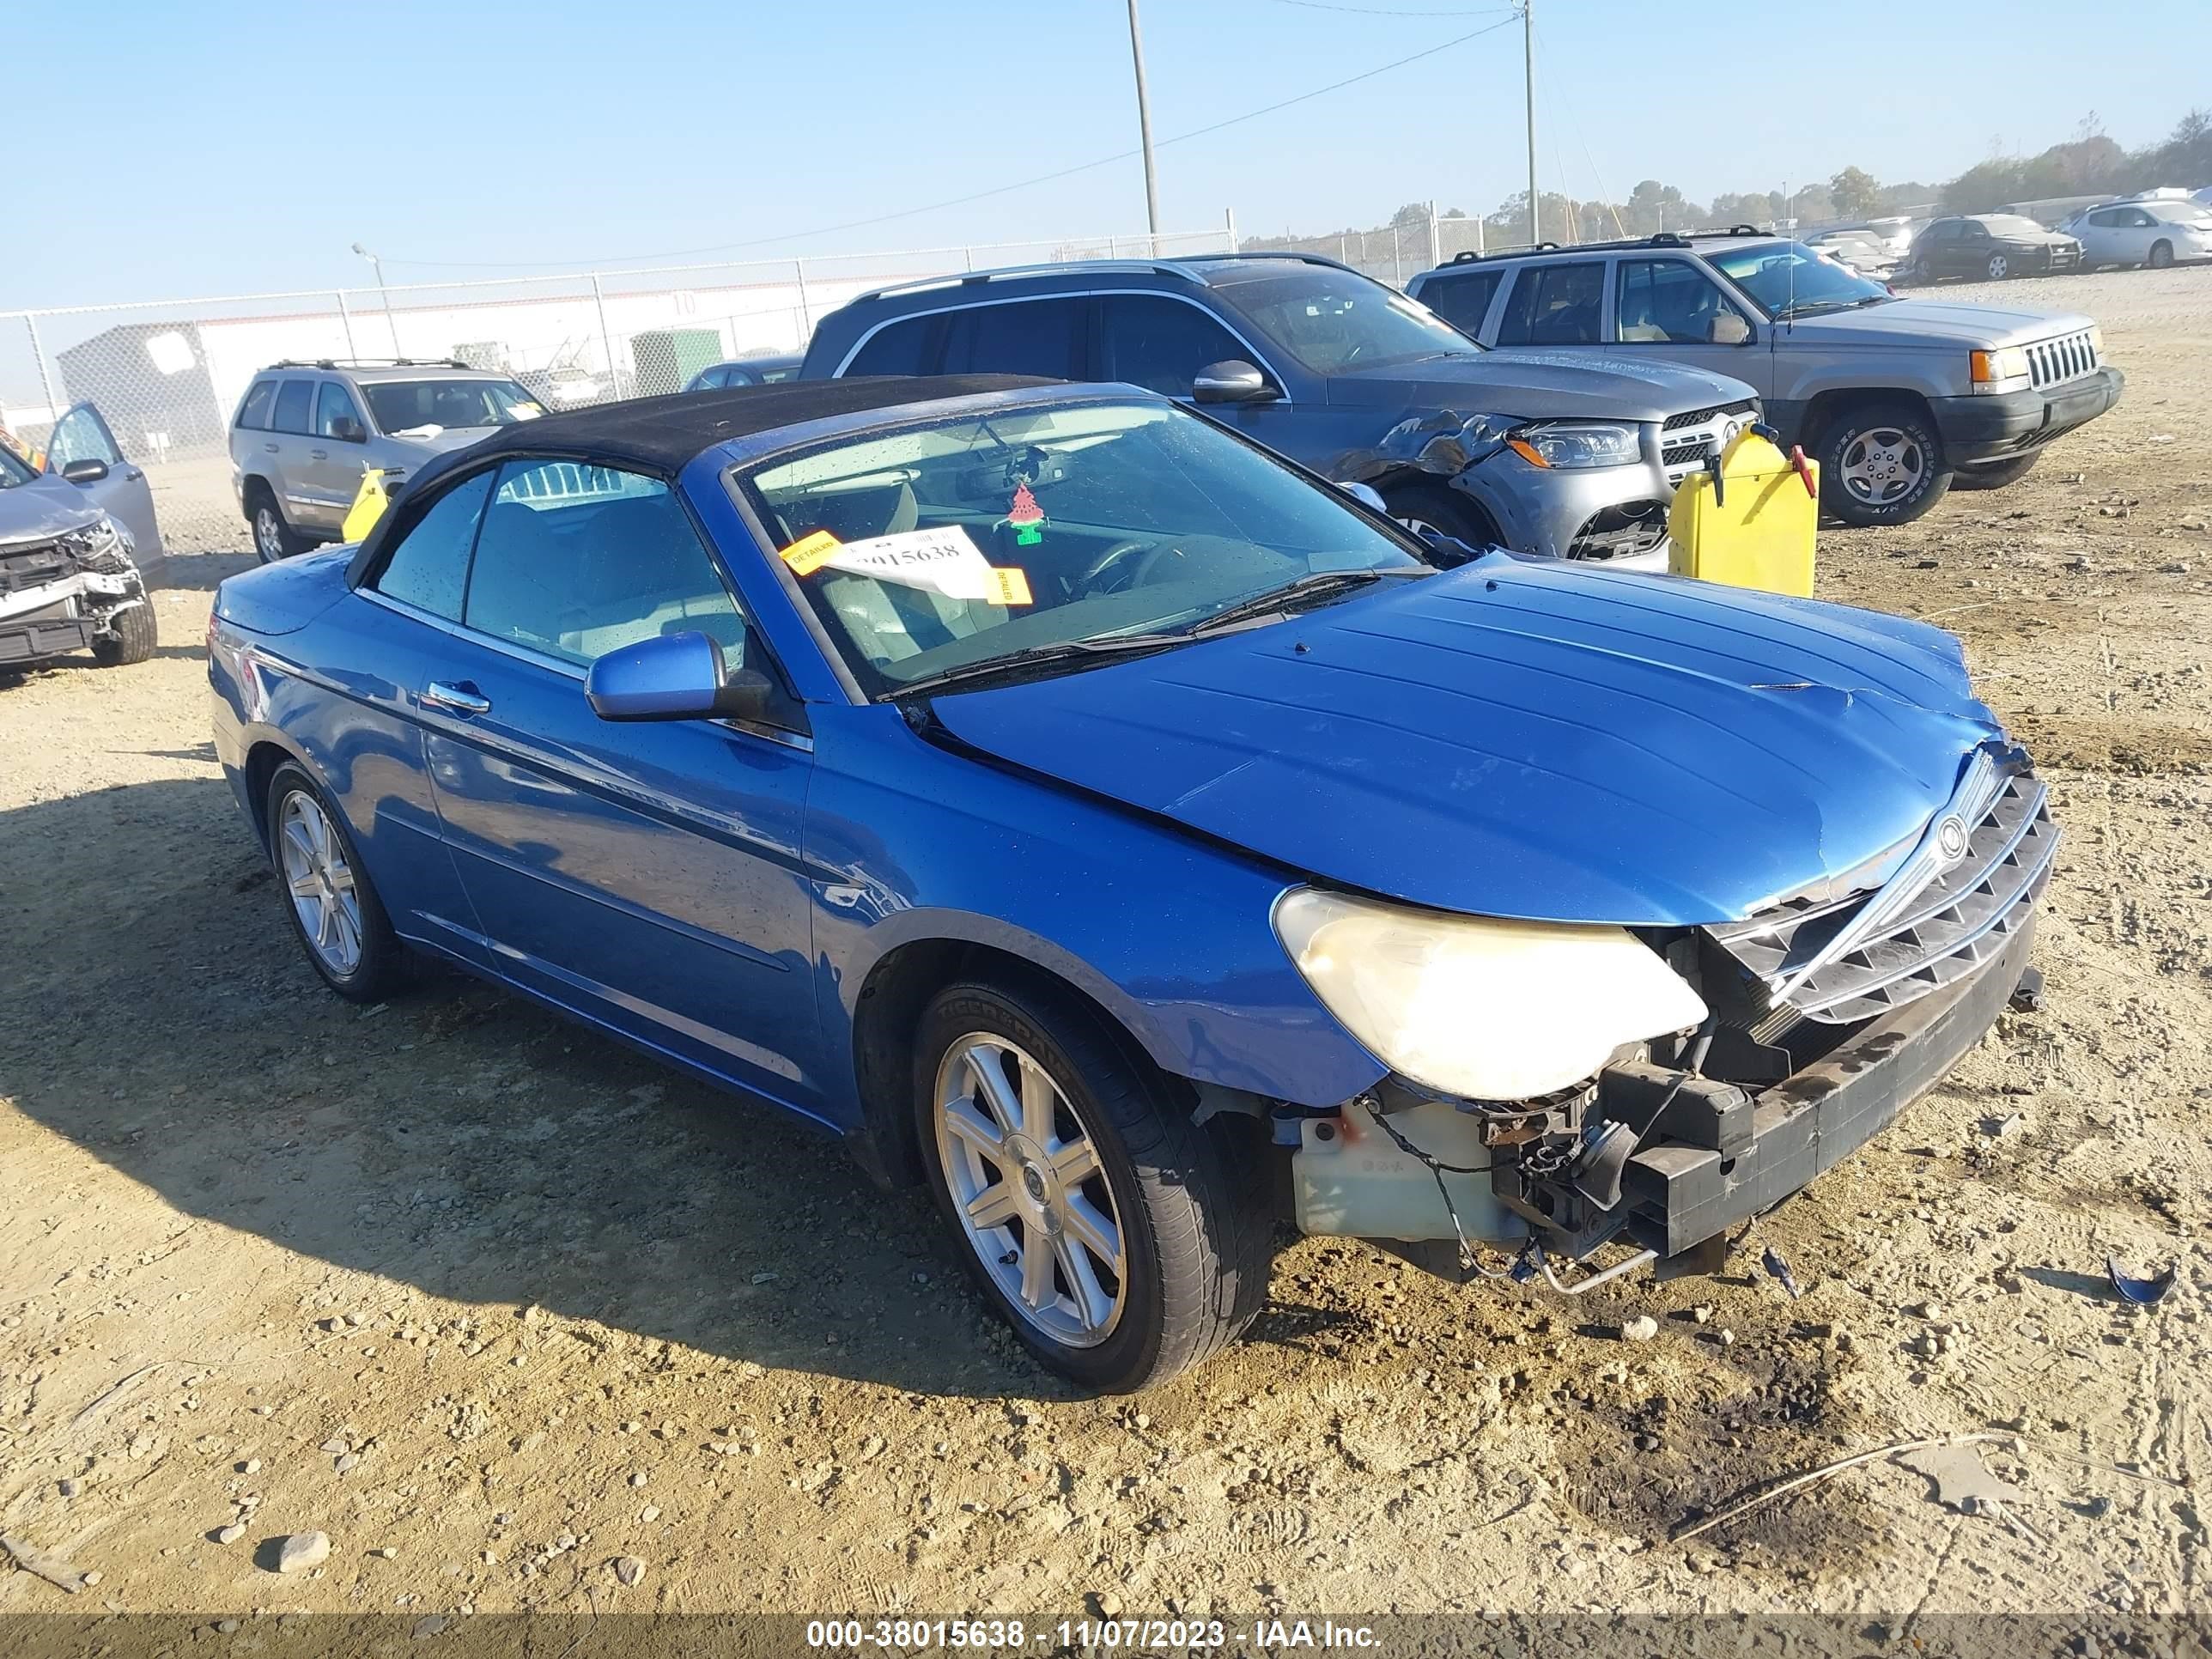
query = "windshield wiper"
xmin=1184 ymin=567 xmax=1425 ymax=636
xmin=885 ymin=632 xmax=1187 ymax=699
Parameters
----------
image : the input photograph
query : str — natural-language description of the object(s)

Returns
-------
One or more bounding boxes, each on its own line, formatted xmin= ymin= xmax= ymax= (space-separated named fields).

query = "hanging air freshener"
xmin=1007 ymin=481 xmax=1045 ymax=546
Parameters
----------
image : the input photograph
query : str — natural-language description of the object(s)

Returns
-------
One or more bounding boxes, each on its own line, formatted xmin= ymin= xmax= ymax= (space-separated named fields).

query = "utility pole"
xmin=1126 ymin=0 xmax=1162 ymax=251
xmin=350 ymin=242 xmax=399 ymax=357
xmin=1522 ymin=0 xmax=1538 ymax=246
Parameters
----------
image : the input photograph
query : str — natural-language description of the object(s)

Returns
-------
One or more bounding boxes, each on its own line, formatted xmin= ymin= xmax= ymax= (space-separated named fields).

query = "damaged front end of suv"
xmin=0 ymin=514 xmax=156 ymax=670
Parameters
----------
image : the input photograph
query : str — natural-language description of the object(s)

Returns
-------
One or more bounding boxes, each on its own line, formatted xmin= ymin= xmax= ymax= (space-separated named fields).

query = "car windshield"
xmin=1710 ymin=241 xmax=1891 ymax=318
xmin=0 ymin=442 xmax=35 ymax=488
xmin=1222 ymin=269 xmax=1481 ymax=371
xmin=738 ymin=398 xmax=1431 ymax=696
xmin=362 ymin=379 xmax=544 ymax=434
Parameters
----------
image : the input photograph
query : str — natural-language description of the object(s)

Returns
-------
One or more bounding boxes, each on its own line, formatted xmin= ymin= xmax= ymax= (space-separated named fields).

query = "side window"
xmin=464 ymin=460 xmax=749 ymax=667
xmin=46 ymin=406 xmax=124 ymax=469
xmin=1418 ymin=270 xmax=1501 ymax=336
xmin=314 ymin=381 xmax=365 ymax=438
xmin=1095 ymin=295 xmax=1248 ymax=395
xmin=2126 ymin=209 xmax=2156 ymax=227
xmin=374 ymin=470 xmax=495 ymax=621
xmin=696 ymin=366 xmax=729 ymax=389
xmin=236 ymin=380 xmax=277 ymax=430
xmin=1961 ymin=222 xmax=1988 ymax=241
xmin=1616 ymin=260 xmax=1744 ymax=343
xmin=938 ymin=299 xmax=1085 ymax=379
xmin=2085 ymin=210 xmax=2118 ymax=228
xmin=271 ymin=379 xmax=314 ymax=434
xmin=845 ymin=317 xmax=936 ymax=376
xmin=1495 ymin=262 xmax=1605 ymax=347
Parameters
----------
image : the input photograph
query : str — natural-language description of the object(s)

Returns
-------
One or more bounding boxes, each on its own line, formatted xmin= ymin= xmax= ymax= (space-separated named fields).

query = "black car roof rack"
xmin=1443 ymin=226 xmax=1773 ymax=265
xmin=854 ymin=249 xmax=1358 ymax=306
xmin=265 ymin=357 xmax=474 ymax=372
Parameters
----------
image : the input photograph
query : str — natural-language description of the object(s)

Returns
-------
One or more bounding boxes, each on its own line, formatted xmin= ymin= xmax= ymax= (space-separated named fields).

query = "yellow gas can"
xmin=1666 ymin=429 xmax=1819 ymax=597
xmin=342 ymin=469 xmax=390 ymax=544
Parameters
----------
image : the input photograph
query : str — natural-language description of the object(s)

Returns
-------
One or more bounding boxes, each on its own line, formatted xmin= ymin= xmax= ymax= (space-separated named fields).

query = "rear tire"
xmin=264 ymin=762 xmax=410 ymax=1003
xmin=1380 ymin=482 xmax=1504 ymax=552
xmin=92 ymin=601 xmax=157 ymax=666
xmin=248 ymin=488 xmax=312 ymax=563
xmin=1816 ymin=398 xmax=1953 ymax=528
xmin=2148 ymin=240 xmax=2175 ymax=270
xmin=1954 ymin=453 xmax=2040 ymax=491
xmin=913 ymin=977 xmax=1272 ymax=1394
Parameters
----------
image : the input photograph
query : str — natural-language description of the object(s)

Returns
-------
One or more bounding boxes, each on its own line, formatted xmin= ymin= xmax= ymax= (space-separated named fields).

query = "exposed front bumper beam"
xmin=1611 ymin=915 xmax=2034 ymax=1259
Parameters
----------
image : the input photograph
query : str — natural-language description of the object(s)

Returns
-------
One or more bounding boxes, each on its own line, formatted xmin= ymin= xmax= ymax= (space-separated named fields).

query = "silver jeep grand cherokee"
xmin=228 ymin=360 xmax=549 ymax=561
xmin=1408 ymin=230 xmax=2123 ymax=526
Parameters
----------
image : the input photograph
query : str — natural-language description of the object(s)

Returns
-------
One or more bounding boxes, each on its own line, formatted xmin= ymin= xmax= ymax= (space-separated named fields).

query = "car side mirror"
xmin=331 ymin=416 xmax=367 ymax=443
xmin=1705 ymin=312 xmax=1752 ymax=346
xmin=60 ymin=458 xmax=110 ymax=484
xmin=1191 ymin=360 xmax=1279 ymax=405
xmin=1338 ymin=480 xmax=1389 ymax=514
xmin=585 ymin=631 xmax=800 ymax=730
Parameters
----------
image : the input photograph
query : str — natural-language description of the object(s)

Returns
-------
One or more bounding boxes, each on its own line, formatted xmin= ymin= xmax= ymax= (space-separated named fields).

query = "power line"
xmin=1258 ymin=0 xmax=1517 ymax=16
xmin=385 ymin=16 xmax=1517 ymax=271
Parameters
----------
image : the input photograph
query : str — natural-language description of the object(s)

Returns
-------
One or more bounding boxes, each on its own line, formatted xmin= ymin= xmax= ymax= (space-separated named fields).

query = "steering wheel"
xmin=1080 ymin=537 xmax=1187 ymax=595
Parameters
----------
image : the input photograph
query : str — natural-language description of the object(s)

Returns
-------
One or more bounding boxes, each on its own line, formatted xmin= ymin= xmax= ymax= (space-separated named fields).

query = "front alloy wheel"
xmin=914 ymin=980 xmax=1272 ymax=1393
xmin=934 ymin=1033 xmax=1126 ymax=1346
xmin=1817 ymin=400 xmax=1953 ymax=528
xmin=1986 ymin=252 xmax=2010 ymax=280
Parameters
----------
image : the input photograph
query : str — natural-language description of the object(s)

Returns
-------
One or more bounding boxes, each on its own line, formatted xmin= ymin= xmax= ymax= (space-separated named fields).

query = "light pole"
xmin=1125 ymin=0 xmax=1162 ymax=252
xmin=350 ymin=242 xmax=400 ymax=357
xmin=1522 ymin=0 xmax=1539 ymax=246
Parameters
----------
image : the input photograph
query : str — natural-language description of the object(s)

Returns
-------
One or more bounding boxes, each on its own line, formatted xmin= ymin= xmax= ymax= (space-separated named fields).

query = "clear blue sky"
xmin=6 ymin=0 xmax=2207 ymax=308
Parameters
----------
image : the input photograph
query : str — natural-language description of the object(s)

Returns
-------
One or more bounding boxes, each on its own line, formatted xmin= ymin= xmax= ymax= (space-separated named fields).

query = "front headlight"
xmin=1508 ymin=421 xmax=1641 ymax=470
xmin=1969 ymin=345 xmax=2033 ymax=395
xmin=1273 ymin=889 xmax=1708 ymax=1101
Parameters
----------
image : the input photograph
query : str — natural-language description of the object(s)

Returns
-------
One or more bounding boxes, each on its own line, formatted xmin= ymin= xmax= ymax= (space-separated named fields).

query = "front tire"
xmin=1380 ymin=482 xmax=1504 ymax=552
xmin=1816 ymin=399 xmax=1953 ymax=528
xmin=92 ymin=601 xmax=157 ymax=666
xmin=249 ymin=489 xmax=313 ymax=563
xmin=914 ymin=978 xmax=1271 ymax=1393
xmin=2148 ymin=240 xmax=2175 ymax=270
xmin=1985 ymin=253 xmax=2011 ymax=280
xmin=264 ymin=763 xmax=409 ymax=1003
xmin=1954 ymin=453 xmax=2040 ymax=491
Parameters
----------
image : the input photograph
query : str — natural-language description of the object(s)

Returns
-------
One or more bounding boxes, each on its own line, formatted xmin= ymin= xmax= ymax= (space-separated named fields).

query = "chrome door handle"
xmin=264 ymin=442 xmax=279 ymax=453
xmin=422 ymin=681 xmax=492 ymax=715
xmin=310 ymin=448 xmax=327 ymax=460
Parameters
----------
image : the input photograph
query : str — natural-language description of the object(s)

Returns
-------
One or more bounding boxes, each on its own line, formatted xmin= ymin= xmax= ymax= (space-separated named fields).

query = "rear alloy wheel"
xmin=1817 ymin=400 xmax=1953 ymax=528
xmin=265 ymin=763 xmax=408 ymax=1002
xmin=2148 ymin=240 xmax=2175 ymax=270
xmin=1985 ymin=252 xmax=2011 ymax=280
xmin=915 ymin=980 xmax=1271 ymax=1393
xmin=250 ymin=493 xmax=311 ymax=563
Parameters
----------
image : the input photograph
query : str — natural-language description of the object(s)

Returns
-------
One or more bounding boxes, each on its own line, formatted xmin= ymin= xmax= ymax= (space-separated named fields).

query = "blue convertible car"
xmin=210 ymin=374 xmax=2054 ymax=1391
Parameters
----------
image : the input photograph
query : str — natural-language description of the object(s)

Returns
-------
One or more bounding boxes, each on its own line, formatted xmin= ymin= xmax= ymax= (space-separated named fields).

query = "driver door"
xmin=1611 ymin=258 xmax=1768 ymax=396
xmin=44 ymin=404 xmax=163 ymax=556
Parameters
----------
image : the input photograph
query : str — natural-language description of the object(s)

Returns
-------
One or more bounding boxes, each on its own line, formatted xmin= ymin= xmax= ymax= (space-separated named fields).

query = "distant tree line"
xmin=1254 ymin=108 xmax=2209 ymax=260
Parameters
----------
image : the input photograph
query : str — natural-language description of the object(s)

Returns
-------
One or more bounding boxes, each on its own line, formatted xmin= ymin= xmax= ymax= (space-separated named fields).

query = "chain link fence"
xmin=1 ymin=228 xmax=1235 ymax=559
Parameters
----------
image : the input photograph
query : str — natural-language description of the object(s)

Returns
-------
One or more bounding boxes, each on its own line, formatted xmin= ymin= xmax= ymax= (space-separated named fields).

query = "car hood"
xmin=1784 ymin=296 xmax=2097 ymax=349
xmin=1328 ymin=351 xmax=1754 ymax=421
xmin=381 ymin=425 xmax=506 ymax=463
xmin=0 ymin=475 xmax=107 ymax=548
xmin=927 ymin=556 xmax=2007 ymax=927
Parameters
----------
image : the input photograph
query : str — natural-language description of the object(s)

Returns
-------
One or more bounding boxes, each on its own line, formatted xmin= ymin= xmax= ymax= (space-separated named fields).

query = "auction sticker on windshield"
xmin=790 ymin=524 xmax=1003 ymax=601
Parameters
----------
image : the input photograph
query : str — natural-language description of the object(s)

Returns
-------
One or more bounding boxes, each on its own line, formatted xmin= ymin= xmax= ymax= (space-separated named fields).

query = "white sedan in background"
xmin=2065 ymin=200 xmax=2212 ymax=269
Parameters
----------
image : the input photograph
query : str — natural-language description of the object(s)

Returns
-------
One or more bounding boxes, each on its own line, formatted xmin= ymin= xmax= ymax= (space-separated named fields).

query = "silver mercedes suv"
xmin=1407 ymin=230 xmax=2123 ymax=526
xmin=228 ymin=360 xmax=548 ymax=560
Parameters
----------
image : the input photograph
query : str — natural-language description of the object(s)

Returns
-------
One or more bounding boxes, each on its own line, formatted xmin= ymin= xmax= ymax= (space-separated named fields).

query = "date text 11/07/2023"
xmin=804 ymin=1618 xmax=1382 ymax=1650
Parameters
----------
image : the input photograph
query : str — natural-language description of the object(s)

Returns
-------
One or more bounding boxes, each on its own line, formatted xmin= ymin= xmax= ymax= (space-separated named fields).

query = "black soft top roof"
xmin=465 ymin=374 xmax=1058 ymax=475
xmin=344 ymin=374 xmax=1057 ymax=588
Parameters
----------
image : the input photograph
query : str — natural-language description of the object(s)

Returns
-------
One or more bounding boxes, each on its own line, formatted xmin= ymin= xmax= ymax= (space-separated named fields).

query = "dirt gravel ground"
xmin=3 ymin=266 xmax=2209 ymax=1640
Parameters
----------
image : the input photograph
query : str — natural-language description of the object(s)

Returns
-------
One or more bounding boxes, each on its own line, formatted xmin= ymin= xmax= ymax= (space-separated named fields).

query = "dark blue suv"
xmin=799 ymin=252 xmax=1759 ymax=569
